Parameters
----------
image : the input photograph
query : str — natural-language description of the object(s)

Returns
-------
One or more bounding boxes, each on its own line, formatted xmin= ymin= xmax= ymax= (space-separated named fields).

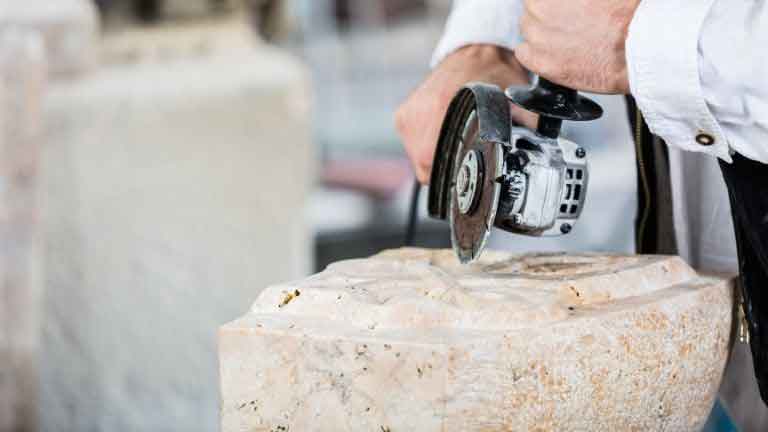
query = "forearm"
xmin=431 ymin=0 xmax=524 ymax=67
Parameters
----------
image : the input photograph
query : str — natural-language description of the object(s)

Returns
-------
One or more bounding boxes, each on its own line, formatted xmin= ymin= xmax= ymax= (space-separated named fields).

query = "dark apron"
xmin=626 ymin=96 xmax=768 ymax=405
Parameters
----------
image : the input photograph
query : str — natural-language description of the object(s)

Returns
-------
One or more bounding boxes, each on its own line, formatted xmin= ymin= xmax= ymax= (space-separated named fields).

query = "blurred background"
xmin=0 ymin=0 xmax=636 ymax=431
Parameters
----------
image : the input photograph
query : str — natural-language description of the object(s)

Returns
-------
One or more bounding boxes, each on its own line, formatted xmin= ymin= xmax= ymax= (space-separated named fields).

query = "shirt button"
xmin=696 ymin=133 xmax=715 ymax=146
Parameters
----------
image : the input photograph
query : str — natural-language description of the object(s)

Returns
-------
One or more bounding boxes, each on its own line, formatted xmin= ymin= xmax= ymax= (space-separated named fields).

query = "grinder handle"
xmin=535 ymin=78 xmax=575 ymax=139
xmin=507 ymin=75 xmax=603 ymax=137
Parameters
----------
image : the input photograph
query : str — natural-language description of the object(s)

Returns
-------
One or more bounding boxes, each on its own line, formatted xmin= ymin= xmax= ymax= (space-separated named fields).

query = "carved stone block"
xmin=220 ymin=248 xmax=734 ymax=432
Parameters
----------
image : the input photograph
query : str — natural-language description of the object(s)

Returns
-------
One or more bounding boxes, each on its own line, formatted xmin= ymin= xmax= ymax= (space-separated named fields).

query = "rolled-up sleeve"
xmin=626 ymin=0 xmax=768 ymax=164
xmin=431 ymin=0 xmax=524 ymax=68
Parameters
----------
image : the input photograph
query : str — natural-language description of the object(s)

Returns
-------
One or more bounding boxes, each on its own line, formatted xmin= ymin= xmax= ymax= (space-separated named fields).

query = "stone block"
xmin=41 ymin=21 xmax=313 ymax=431
xmin=0 ymin=28 xmax=45 ymax=432
xmin=0 ymin=0 xmax=99 ymax=78
xmin=220 ymin=248 xmax=735 ymax=432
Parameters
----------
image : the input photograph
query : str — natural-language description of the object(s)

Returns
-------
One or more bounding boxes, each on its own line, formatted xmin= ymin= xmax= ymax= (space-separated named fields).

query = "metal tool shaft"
xmin=535 ymin=79 xmax=576 ymax=138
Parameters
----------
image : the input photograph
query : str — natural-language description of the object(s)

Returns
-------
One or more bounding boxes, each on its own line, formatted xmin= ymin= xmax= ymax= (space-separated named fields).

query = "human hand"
xmin=515 ymin=0 xmax=641 ymax=94
xmin=395 ymin=45 xmax=538 ymax=184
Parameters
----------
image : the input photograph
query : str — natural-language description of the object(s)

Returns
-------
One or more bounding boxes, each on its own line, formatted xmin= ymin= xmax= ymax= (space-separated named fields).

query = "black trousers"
xmin=720 ymin=153 xmax=768 ymax=403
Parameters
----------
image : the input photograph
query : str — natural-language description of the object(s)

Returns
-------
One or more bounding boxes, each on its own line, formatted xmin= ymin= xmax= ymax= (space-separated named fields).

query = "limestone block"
xmin=41 ymin=22 xmax=312 ymax=431
xmin=0 ymin=29 xmax=45 ymax=432
xmin=0 ymin=0 xmax=99 ymax=78
xmin=220 ymin=248 xmax=735 ymax=432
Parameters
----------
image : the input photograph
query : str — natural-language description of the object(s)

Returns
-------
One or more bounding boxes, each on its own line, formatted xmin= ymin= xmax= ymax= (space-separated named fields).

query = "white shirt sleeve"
xmin=626 ymin=0 xmax=768 ymax=164
xmin=431 ymin=0 xmax=524 ymax=68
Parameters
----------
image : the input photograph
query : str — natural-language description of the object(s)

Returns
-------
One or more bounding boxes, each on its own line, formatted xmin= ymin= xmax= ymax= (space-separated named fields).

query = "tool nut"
xmin=457 ymin=150 xmax=482 ymax=215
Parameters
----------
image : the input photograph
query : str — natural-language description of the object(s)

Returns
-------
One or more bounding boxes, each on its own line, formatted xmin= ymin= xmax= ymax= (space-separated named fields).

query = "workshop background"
xmin=1 ymin=0 xmax=637 ymax=431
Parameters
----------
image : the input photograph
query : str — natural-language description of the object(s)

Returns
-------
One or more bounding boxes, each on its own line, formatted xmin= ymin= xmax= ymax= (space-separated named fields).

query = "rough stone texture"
xmin=0 ymin=29 xmax=46 ymax=432
xmin=41 ymin=20 xmax=313 ymax=432
xmin=0 ymin=0 xmax=98 ymax=78
xmin=220 ymin=248 xmax=735 ymax=432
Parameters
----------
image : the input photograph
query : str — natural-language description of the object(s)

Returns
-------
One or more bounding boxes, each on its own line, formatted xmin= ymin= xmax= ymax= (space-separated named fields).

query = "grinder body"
xmin=497 ymin=127 xmax=588 ymax=236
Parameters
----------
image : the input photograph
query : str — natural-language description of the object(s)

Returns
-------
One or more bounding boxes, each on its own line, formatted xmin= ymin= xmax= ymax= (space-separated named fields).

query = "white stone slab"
xmin=0 ymin=28 xmax=45 ymax=432
xmin=220 ymin=248 xmax=735 ymax=432
xmin=41 ymin=21 xmax=312 ymax=431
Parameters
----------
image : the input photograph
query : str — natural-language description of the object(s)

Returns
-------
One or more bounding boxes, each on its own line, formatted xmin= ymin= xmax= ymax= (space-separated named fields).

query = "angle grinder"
xmin=427 ymin=78 xmax=603 ymax=263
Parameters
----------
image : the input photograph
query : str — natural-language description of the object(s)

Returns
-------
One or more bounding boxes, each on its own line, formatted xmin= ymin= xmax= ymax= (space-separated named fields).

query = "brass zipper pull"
xmin=738 ymin=302 xmax=750 ymax=344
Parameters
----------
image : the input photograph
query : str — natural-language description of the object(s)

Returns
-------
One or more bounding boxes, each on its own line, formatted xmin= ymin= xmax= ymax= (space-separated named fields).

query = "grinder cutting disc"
xmin=428 ymin=83 xmax=510 ymax=264
xmin=449 ymin=112 xmax=504 ymax=264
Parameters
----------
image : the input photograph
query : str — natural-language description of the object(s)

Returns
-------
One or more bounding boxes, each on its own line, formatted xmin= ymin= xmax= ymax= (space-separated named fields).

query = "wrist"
xmin=449 ymin=44 xmax=517 ymax=67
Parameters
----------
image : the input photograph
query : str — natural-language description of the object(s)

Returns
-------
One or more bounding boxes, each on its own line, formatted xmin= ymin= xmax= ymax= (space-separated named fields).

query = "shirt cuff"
xmin=626 ymin=0 xmax=731 ymax=162
xmin=431 ymin=0 xmax=523 ymax=68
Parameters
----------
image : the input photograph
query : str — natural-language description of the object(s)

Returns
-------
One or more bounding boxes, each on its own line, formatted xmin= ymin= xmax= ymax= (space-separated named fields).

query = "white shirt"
xmin=432 ymin=0 xmax=768 ymax=165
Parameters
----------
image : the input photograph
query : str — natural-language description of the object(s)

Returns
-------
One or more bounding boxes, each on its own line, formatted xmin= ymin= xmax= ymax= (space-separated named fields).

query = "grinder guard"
xmin=428 ymin=83 xmax=510 ymax=220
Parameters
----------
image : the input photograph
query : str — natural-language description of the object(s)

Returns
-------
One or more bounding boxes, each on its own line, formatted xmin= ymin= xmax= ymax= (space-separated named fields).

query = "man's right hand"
xmin=395 ymin=45 xmax=537 ymax=184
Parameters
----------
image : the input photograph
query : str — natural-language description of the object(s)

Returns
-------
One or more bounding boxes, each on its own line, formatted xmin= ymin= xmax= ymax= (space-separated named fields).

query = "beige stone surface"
xmin=0 ymin=28 xmax=45 ymax=432
xmin=220 ymin=248 xmax=735 ymax=432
